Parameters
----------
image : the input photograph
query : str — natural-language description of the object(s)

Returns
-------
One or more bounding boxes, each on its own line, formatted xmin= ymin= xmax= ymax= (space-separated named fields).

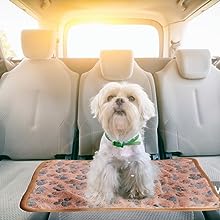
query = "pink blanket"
xmin=20 ymin=158 xmax=220 ymax=212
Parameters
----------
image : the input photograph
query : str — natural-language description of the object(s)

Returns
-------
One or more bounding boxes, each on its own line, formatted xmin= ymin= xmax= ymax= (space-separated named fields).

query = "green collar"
xmin=105 ymin=133 xmax=141 ymax=148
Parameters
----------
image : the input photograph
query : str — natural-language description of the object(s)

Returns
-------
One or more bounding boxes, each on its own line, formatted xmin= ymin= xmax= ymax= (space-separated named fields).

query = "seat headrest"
xmin=176 ymin=49 xmax=211 ymax=79
xmin=100 ymin=50 xmax=134 ymax=81
xmin=21 ymin=30 xmax=56 ymax=59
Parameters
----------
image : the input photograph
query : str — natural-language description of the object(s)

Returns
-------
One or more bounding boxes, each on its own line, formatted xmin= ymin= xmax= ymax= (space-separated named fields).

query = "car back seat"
xmin=77 ymin=50 xmax=158 ymax=158
xmin=154 ymin=49 xmax=220 ymax=180
xmin=0 ymin=29 xmax=79 ymax=220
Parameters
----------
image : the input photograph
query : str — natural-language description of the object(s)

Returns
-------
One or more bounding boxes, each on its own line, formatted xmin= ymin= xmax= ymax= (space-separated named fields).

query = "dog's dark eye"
xmin=128 ymin=96 xmax=135 ymax=102
xmin=107 ymin=95 xmax=115 ymax=102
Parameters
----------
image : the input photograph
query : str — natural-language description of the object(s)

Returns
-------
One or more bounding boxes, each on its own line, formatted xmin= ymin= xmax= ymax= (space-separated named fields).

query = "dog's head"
xmin=91 ymin=82 xmax=155 ymax=139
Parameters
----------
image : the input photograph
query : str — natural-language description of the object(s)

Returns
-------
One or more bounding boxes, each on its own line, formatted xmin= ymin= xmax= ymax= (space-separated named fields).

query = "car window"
xmin=0 ymin=0 xmax=38 ymax=59
xmin=182 ymin=1 xmax=220 ymax=56
xmin=67 ymin=24 xmax=159 ymax=58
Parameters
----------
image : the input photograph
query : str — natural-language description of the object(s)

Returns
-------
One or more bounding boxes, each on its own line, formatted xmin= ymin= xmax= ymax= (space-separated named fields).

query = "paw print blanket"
xmin=20 ymin=158 xmax=220 ymax=212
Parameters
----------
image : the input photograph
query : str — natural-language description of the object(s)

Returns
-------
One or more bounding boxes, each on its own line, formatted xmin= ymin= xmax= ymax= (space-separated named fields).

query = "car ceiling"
xmin=11 ymin=0 xmax=220 ymax=26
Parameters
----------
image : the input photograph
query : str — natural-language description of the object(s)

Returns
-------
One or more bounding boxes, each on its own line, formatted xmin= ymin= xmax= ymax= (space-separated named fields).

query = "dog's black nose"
xmin=115 ymin=98 xmax=124 ymax=106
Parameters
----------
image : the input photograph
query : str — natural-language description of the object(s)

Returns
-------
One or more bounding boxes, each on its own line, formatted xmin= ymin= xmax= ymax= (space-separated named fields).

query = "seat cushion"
xmin=0 ymin=160 xmax=49 ymax=220
xmin=49 ymin=211 xmax=204 ymax=220
xmin=195 ymin=156 xmax=220 ymax=181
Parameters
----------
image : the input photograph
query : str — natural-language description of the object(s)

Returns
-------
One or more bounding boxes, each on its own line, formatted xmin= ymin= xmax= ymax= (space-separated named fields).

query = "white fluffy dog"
xmin=86 ymin=82 xmax=156 ymax=205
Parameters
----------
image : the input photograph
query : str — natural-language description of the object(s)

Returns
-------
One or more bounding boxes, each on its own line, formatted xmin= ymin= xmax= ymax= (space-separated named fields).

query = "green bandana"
xmin=105 ymin=133 xmax=141 ymax=148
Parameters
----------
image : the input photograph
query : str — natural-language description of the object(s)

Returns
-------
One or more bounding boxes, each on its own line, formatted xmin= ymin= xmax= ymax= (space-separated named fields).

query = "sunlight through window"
xmin=182 ymin=1 xmax=220 ymax=56
xmin=67 ymin=24 xmax=159 ymax=58
xmin=0 ymin=0 xmax=38 ymax=58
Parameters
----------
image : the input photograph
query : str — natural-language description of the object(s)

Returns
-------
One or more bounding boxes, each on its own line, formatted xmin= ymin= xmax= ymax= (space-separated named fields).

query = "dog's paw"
xmin=128 ymin=190 xmax=146 ymax=199
xmin=86 ymin=191 xmax=116 ymax=207
xmin=128 ymin=188 xmax=154 ymax=199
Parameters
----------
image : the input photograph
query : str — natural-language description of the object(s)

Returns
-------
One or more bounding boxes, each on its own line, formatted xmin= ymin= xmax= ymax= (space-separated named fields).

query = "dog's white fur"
xmin=86 ymin=82 xmax=156 ymax=205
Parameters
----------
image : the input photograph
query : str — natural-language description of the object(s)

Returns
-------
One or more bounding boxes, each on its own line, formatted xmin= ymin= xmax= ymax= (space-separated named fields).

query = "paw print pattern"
xmin=195 ymin=182 xmax=205 ymax=189
xmin=55 ymin=174 xmax=68 ymax=180
xmin=39 ymin=169 xmax=47 ymax=175
xmin=25 ymin=159 xmax=219 ymax=211
xmin=34 ymin=186 xmax=45 ymax=194
xmin=27 ymin=198 xmax=37 ymax=207
xmin=75 ymin=175 xmax=86 ymax=180
xmin=167 ymin=196 xmax=177 ymax=203
xmin=53 ymin=198 xmax=72 ymax=207
xmin=56 ymin=167 xmax=68 ymax=173
xmin=69 ymin=182 xmax=86 ymax=190
xmin=36 ymin=179 xmax=47 ymax=186
xmin=188 ymin=174 xmax=202 ymax=180
xmin=53 ymin=184 xmax=64 ymax=191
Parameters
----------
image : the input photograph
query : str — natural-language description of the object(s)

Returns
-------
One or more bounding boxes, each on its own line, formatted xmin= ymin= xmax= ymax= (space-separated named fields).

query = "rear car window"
xmin=67 ymin=24 xmax=159 ymax=58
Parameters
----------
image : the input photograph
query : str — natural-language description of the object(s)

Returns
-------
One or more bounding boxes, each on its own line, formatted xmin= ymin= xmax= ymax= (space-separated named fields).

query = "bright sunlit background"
xmin=0 ymin=0 xmax=38 ymax=58
xmin=67 ymin=24 xmax=159 ymax=58
xmin=0 ymin=0 xmax=220 ymax=58
xmin=182 ymin=1 xmax=220 ymax=55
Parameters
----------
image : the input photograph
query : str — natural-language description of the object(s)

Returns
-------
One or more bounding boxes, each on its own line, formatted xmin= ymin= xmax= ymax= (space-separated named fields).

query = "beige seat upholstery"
xmin=0 ymin=160 xmax=48 ymax=220
xmin=0 ymin=29 xmax=78 ymax=220
xmin=78 ymin=50 xmax=158 ymax=157
xmin=155 ymin=49 xmax=220 ymax=156
xmin=155 ymin=49 xmax=220 ymax=185
xmin=49 ymin=210 xmax=205 ymax=220
xmin=0 ymin=30 xmax=79 ymax=159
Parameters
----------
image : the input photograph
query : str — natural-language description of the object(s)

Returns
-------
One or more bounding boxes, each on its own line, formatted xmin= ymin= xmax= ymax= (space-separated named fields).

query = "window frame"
xmin=62 ymin=18 xmax=163 ymax=58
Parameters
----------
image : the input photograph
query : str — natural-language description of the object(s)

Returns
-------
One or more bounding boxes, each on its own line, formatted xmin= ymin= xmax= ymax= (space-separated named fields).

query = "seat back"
xmin=0 ymin=30 xmax=79 ymax=159
xmin=78 ymin=50 xmax=158 ymax=156
xmin=155 ymin=49 xmax=220 ymax=156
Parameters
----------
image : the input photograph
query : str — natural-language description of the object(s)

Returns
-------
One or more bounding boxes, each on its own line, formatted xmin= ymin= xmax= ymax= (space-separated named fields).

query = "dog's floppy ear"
xmin=90 ymin=94 xmax=100 ymax=119
xmin=139 ymin=91 xmax=155 ymax=122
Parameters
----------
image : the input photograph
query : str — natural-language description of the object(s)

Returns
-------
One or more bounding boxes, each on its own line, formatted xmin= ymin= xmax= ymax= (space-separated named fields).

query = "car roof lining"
xmin=10 ymin=0 xmax=220 ymax=26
